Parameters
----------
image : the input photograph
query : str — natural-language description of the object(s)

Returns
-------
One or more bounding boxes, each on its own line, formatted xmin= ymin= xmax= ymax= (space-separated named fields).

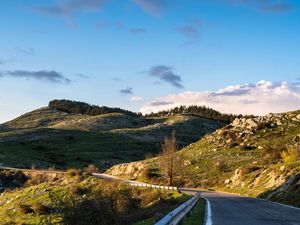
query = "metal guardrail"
xmin=127 ymin=182 xmax=178 ymax=191
xmin=155 ymin=192 xmax=201 ymax=225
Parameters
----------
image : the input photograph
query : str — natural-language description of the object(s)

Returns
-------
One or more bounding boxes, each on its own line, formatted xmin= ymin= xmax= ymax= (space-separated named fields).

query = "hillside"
xmin=0 ymin=100 xmax=225 ymax=169
xmin=108 ymin=110 xmax=300 ymax=207
xmin=0 ymin=169 xmax=189 ymax=225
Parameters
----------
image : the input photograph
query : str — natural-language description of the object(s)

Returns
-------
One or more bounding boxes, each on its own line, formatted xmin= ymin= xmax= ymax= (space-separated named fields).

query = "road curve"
xmin=201 ymin=191 xmax=300 ymax=225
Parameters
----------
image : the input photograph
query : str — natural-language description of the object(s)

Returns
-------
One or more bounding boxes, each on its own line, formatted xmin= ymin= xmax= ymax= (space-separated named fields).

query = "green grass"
xmin=183 ymin=198 xmax=206 ymax=225
xmin=132 ymin=192 xmax=192 ymax=225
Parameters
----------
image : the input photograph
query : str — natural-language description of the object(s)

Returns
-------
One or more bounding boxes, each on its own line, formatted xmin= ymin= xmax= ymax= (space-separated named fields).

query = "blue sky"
xmin=1 ymin=0 xmax=300 ymax=122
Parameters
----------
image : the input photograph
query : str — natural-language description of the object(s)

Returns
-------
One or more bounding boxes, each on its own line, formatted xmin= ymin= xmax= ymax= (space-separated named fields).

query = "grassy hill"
xmin=108 ymin=110 xmax=300 ymax=207
xmin=0 ymin=101 xmax=225 ymax=169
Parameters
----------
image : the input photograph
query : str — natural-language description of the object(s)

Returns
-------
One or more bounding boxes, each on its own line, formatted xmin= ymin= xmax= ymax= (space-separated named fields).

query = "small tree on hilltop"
xmin=159 ymin=131 xmax=182 ymax=186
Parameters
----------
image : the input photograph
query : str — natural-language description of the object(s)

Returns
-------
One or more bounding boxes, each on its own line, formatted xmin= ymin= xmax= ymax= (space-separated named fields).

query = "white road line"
xmin=204 ymin=198 xmax=212 ymax=225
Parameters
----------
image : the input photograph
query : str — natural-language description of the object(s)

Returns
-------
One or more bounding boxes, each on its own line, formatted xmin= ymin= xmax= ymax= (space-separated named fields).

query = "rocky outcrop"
xmin=106 ymin=161 xmax=150 ymax=179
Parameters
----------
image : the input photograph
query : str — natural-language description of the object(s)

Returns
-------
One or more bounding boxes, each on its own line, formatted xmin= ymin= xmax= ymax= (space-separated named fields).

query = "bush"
xmin=32 ymin=203 xmax=52 ymax=215
xmin=84 ymin=164 xmax=100 ymax=175
xmin=240 ymin=165 xmax=260 ymax=176
xmin=215 ymin=160 xmax=227 ymax=173
xmin=66 ymin=169 xmax=82 ymax=178
xmin=261 ymin=144 xmax=285 ymax=164
xmin=281 ymin=146 xmax=300 ymax=163
xmin=18 ymin=204 xmax=34 ymax=214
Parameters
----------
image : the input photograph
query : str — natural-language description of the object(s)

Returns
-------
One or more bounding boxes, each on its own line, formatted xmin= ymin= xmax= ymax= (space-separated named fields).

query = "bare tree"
xmin=158 ymin=131 xmax=182 ymax=186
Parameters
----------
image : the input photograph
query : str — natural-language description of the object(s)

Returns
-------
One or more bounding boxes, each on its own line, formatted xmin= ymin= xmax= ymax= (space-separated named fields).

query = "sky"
xmin=0 ymin=0 xmax=300 ymax=122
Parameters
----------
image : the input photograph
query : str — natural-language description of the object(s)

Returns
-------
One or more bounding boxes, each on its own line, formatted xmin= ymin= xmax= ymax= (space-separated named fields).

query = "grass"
xmin=183 ymin=198 xmax=206 ymax=225
xmin=0 ymin=107 xmax=224 ymax=170
xmin=132 ymin=192 xmax=192 ymax=225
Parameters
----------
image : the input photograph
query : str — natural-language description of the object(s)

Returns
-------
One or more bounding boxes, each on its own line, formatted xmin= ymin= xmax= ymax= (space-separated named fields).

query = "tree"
xmin=158 ymin=131 xmax=182 ymax=186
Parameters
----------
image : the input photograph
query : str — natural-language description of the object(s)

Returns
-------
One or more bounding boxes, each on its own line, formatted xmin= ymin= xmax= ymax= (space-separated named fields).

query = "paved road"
xmin=201 ymin=191 xmax=300 ymax=225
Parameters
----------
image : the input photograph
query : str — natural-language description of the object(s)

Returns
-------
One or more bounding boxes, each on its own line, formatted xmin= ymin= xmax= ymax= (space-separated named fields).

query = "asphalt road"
xmin=201 ymin=191 xmax=300 ymax=225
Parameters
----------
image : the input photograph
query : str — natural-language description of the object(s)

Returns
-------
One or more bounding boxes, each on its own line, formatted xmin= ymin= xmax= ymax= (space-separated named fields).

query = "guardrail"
xmin=155 ymin=192 xmax=201 ymax=225
xmin=127 ymin=182 xmax=178 ymax=191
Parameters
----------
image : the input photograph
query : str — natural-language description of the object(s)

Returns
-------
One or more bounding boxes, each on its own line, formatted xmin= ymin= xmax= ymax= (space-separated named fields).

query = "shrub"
xmin=215 ymin=160 xmax=227 ymax=173
xmin=261 ymin=144 xmax=286 ymax=164
xmin=84 ymin=164 xmax=100 ymax=175
xmin=281 ymin=146 xmax=300 ymax=163
xmin=32 ymin=203 xmax=52 ymax=215
xmin=240 ymin=165 xmax=260 ymax=176
xmin=66 ymin=169 xmax=82 ymax=178
xmin=18 ymin=204 xmax=34 ymax=214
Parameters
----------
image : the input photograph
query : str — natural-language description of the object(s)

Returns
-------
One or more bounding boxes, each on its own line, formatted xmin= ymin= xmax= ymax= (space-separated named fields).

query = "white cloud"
xmin=130 ymin=96 xmax=143 ymax=101
xmin=140 ymin=80 xmax=300 ymax=116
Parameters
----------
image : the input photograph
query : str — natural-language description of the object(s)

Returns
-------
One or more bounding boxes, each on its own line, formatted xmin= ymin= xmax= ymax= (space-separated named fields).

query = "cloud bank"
xmin=0 ymin=70 xmax=71 ymax=84
xmin=140 ymin=80 xmax=300 ymax=116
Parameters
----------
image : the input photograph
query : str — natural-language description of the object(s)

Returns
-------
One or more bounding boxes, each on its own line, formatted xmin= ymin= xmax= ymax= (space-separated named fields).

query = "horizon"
xmin=1 ymin=0 xmax=300 ymax=123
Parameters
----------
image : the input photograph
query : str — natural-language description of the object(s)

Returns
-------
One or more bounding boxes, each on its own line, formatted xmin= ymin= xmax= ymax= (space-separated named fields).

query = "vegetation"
xmin=109 ymin=110 xmax=300 ymax=207
xmin=0 ymin=170 xmax=191 ymax=225
xmin=146 ymin=105 xmax=241 ymax=123
xmin=0 ymin=103 xmax=224 ymax=170
xmin=49 ymin=99 xmax=138 ymax=117
xmin=183 ymin=198 xmax=205 ymax=225
xmin=158 ymin=132 xmax=183 ymax=186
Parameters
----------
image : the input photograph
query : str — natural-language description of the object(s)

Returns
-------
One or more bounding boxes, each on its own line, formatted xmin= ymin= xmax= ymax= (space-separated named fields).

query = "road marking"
xmin=204 ymin=198 xmax=212 ymax=225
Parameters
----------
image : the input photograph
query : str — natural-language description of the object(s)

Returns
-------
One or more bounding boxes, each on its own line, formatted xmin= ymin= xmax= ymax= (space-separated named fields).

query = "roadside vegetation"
xmin=0 ymin=168 xmax=190 ymax=225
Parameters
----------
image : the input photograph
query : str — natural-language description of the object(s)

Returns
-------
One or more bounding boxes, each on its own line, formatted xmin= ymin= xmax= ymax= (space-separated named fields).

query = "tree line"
xmin=49 ymin=99 xmax=138 ymax=117
xmin=146 ymin=105 xmax=241 ymax=123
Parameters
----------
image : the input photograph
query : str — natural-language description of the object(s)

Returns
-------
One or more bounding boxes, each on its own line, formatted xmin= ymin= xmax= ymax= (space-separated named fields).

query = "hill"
xmin=0 ymin=100 xmax=225 ymax=169
xmin=108 ymin=110 xmax=300 ymax=207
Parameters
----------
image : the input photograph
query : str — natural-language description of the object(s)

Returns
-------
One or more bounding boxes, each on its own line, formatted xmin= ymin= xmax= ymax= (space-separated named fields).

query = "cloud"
xmin=15 ymin=47 xmax=35 ymax=55
xmin=120 ymin=87 xmax=133 ymax=94
xmin=132 ymin=0 xmax=167 ymax=15
xmin=33 ymin=0 xmax=110 ymax=16
xmin=77 ymin=73 xmax=90 ymax=79
xmin=130 ymin=96 xmax=143 ymax=101
xmin=146 ymin=65 xmax=184 ymax=89
xmin=0 ymin=70 xmax=71 ymax=84
xmin=220 ymin=0 xmax=294 ymax=13
xmin=130 ymin=28 xmax=147 ymax=34
xmin=175 ymin=19 xmax=202 ymax=39
xmin=113 ymin=77 xmax=122 ymax=82
xmin=140 ymin=80 xmax=300 ymax=116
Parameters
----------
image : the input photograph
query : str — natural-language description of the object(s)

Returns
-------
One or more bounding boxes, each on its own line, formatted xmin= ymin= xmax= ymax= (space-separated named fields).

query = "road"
xmin=200 ymin=191 xmax=300 ymax=225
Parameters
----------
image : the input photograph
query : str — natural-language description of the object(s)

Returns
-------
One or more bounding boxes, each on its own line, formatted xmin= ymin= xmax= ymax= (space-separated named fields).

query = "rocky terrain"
xmin=107 ymin=110 xmax=300 ymax=207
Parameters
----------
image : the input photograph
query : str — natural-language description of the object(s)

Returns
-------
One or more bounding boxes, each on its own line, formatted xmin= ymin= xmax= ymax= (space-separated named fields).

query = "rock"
xmin=245 ymin=118 xmax=259 ymax=130
xmin=224 ymin=179 xmax=231 ymax=185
